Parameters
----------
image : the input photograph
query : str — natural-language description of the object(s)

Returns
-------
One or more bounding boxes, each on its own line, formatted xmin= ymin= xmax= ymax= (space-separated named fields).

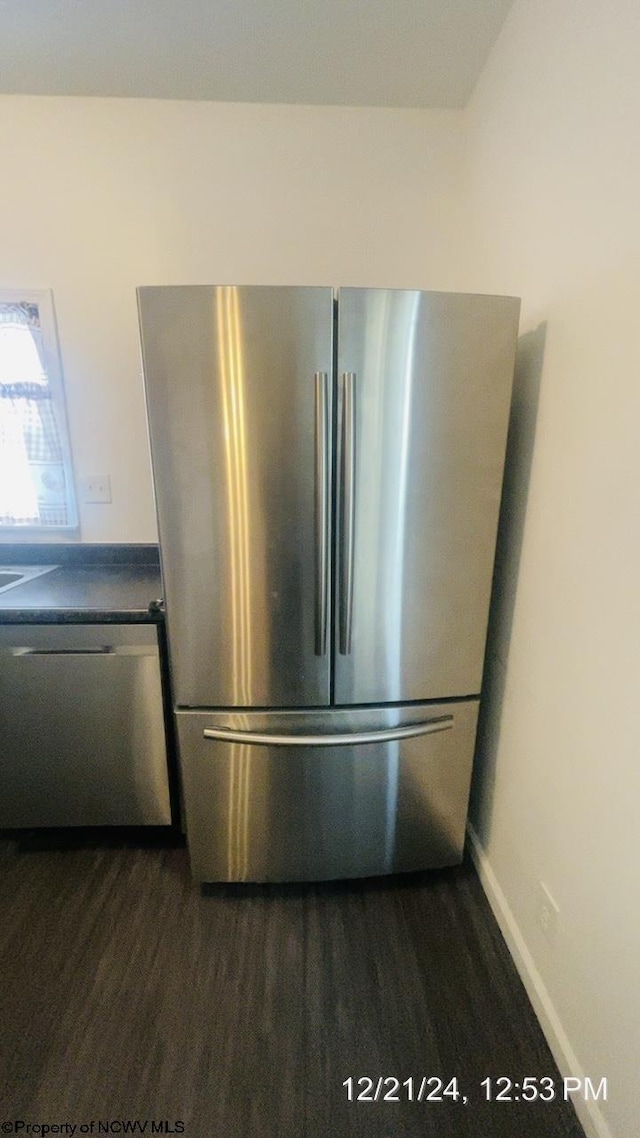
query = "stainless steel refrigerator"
xmin=137 ymin=286 xmax=520 ymax=882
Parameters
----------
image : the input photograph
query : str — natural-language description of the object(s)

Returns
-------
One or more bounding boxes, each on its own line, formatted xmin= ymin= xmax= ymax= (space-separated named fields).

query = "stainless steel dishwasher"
xmin=0 ymin=623 xmax=171 ymax=827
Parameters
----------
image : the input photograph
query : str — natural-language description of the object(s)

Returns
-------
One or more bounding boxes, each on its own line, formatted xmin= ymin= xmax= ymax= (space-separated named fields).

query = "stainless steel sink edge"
xmin=0 ymin=565 xmax=59 ymax=595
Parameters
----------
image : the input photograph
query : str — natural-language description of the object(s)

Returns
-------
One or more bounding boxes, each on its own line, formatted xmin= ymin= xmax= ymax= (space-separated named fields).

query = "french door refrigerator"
xmin=137 ymin=286 xmax=520 ymax=882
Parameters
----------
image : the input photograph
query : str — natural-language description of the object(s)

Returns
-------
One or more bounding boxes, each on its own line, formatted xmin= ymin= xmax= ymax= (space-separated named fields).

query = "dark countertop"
xmin=0 ymin=544 xmax=163 ymax=624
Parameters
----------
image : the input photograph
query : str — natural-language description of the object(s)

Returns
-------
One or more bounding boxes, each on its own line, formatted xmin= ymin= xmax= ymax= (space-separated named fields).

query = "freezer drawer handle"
xmin=203 ymin=715 xmax=454 ymax=747
xmin=339 ymin=371 xmax=356 ymax=654
xmin=314 ymin=370 xmax=332 ymax=655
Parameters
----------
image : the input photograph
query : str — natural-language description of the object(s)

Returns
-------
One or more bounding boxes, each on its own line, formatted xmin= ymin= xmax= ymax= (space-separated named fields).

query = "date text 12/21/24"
xmin=343 ymin=1078 xmax=464 ymax=1104
xmin=342 ymin=1076 xmax=608 ymax=1104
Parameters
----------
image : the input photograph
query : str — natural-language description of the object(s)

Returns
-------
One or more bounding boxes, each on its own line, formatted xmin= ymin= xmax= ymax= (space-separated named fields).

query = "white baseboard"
xmin=466 ymin=823 xmax=613 ymax=1138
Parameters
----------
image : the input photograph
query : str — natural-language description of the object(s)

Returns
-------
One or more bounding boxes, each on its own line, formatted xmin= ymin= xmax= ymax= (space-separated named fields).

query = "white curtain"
xmin=0 ymin=395 xmax=39 ymax=522
xmin=0 ymin=305 xmax=67 ymax=526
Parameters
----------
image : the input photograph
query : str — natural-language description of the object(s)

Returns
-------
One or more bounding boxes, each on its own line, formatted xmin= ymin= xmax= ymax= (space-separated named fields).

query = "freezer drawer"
xmin=0 ymin=623 xmax=171 ymax=827
xmin=176 ymin=701 xmax=479 ymax=882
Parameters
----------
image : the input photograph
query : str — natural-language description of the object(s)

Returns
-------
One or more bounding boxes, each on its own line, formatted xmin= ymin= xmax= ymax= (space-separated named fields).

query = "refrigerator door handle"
xmin=314 ymin=371 xmax=332 ymax=655
xmin=339 ymin=370 xmax=356 ymax=654
xmin=203 ymin=715 xmax=453 ymax=747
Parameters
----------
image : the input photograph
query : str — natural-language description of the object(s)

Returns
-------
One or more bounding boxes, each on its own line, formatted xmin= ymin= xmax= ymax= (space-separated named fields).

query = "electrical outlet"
xmin=81 ymin=474 xmax=112 ymax=504
xmin=537 ymin=881 xmax=560 ymax=942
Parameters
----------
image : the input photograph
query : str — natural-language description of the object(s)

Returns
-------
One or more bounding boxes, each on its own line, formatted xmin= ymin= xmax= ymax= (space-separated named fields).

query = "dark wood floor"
xmin=0 ymin=837 xmax=585 ymax=1138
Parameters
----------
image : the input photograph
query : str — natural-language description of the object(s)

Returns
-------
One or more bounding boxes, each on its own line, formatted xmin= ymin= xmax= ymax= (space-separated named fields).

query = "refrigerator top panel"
xmin=334 ymin=288 xmax=520 ymax=704
xmin=138 ymin=285 xmax=334 ymax=708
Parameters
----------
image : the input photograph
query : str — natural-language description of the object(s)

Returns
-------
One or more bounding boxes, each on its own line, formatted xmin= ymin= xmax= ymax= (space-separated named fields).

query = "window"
xmin=0 ymin=290 xmax=77 ymax=530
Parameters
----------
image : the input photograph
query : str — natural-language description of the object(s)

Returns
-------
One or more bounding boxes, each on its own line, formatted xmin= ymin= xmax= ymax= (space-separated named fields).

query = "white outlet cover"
xmin=81 ymin=474 xmax=112 ymax=504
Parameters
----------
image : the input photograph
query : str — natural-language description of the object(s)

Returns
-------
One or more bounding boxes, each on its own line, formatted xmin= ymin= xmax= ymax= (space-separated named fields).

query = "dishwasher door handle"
xmin=9 ymin=646 xmax=159 ymax=657
xmin=12 ymin=647 xmax=115 ymax=656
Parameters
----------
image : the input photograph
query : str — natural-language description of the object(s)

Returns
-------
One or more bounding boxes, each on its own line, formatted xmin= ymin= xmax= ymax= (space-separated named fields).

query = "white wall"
xmin=0 ymin=96 xmax=466 ymax=541
xmin=464 ymin=3 xmax=640 ymax=1136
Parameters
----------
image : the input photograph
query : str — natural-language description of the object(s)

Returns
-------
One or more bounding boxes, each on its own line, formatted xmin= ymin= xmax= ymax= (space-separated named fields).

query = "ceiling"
xmin=0 ymin=0 xmax=514 ymax=109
